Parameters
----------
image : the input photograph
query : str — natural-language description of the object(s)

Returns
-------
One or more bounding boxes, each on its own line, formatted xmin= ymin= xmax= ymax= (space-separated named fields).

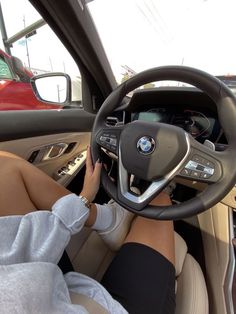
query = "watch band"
xmin=78 ymin=195 xmax=91 ymax=208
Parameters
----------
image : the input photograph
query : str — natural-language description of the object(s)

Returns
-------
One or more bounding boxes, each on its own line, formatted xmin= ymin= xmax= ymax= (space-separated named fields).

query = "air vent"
xmin=106 ymin=116 xmax=119 ymax=126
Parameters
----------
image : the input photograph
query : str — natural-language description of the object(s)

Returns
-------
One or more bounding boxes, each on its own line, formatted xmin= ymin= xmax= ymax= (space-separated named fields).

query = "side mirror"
xmin=31 ymin=72 xmax=72 ymax=105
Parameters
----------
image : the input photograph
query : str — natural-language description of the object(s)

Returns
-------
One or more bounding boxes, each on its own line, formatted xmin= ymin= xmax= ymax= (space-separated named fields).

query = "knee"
xmin=0 ymin=150 xmax=23 ymax=160
xmin=0 ymin=151 xmax=24 ymax=172
xmin=149 ymin=191 xmax=172 ymax=206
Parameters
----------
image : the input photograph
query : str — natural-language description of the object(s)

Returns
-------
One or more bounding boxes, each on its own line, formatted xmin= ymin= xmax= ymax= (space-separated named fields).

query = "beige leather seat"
xmin=69 ymin=232 xmax=209 ymax=313
xmin=175 ymin=232 xmax=209 ymax=314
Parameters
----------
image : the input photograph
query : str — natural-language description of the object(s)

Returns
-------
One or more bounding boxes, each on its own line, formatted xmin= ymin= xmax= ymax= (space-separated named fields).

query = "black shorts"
xmin=101 ymin=242 xmax=175 ymax=314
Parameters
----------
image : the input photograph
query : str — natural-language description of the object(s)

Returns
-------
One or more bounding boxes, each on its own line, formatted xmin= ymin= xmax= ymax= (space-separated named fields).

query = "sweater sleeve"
xmin=0 ymin=194 xmax=89 ymax=265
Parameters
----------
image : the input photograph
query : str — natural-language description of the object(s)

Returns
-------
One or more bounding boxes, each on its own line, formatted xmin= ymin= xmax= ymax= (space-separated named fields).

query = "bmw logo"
xmin=137 ymin=136 xmax=156 ymax=155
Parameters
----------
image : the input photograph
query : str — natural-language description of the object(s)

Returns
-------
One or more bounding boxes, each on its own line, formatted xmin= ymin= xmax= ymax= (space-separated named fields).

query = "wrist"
xmin=79 ymin=193 xmax=91 ymax=208
xmin=80 ymin=188 xmax=94 ymax=203
xmin=85 ymin=203 xmax=97 ymax=227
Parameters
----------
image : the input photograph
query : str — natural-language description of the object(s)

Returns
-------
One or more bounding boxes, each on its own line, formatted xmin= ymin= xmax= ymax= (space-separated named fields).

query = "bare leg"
xmin=101 ymin=192 xmax=175 ymax=313
xmin=0 ymin=150 xmax=175 ymax=267
xmin=124 ymin=192 xmax=175 ymax=266
xmin=0 ymin=151 xmax=70 ymax=216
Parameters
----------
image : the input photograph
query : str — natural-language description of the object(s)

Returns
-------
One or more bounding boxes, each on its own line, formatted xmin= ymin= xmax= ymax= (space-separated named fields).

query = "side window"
xmin=0 ymin=57 xmax=12 ymax=79
xmin=0 ymin=0 xmax=82 ymax=110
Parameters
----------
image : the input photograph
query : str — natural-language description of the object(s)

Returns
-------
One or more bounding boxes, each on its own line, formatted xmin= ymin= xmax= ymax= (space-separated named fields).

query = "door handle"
xmin=42 ymin=143 xmax=68 ymax=160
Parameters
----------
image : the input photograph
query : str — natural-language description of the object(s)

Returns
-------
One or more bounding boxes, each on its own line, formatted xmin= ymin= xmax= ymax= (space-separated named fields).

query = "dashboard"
xmin=123 ymin=87 xmax=224 ymax=145
xmin=132 ymin=108 xmax=218 ymax=143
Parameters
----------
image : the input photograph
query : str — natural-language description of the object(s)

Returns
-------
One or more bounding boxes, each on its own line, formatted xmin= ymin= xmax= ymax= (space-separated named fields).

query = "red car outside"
xmin=0 ymin=49 xmax=61 ymax=110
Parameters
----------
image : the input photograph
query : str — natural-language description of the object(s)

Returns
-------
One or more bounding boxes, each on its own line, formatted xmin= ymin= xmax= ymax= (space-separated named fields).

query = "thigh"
xmin=0 ymin=151 xmax=70 ymax=216
xmin=124 ymin=193 xmax=175 ymax=265
xmin=101 ymin=242 xmax=175 ymax=314
xmin=0 ymin=160 xmax=36 ymax=216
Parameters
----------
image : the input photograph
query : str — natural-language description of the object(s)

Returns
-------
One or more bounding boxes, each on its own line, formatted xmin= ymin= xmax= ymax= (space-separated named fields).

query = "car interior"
xmin=0 ymin=1 xmax=236 ymax=314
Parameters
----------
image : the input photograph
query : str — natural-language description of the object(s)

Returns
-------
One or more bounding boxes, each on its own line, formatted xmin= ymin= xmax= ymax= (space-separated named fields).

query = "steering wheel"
xmin=91 ymin=66 xmax=236 ymax=220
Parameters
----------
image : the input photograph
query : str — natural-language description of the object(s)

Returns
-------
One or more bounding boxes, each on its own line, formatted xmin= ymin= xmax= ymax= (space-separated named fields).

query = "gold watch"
xmin=78 ymin=195 xmax=91 ymax=208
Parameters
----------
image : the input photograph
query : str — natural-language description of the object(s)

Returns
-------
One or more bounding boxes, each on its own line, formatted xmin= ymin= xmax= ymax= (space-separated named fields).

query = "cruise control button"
xmin=196 ymin=164 xmax=205 ymax=172
xmin=200 ymin=172 xmax=212 ymax=179
xmin=204 ymin=167 xmax=214 ymax=175
xmin=110 ymin=138 xmax=117 ymax=146
xmin=99 ymin=136 xmax=106 ymax=142
xmin=205 ymin=160 xmax=215 ymax=168
xmin=191 ymin=171 xmax=200 ymax=178
xmin=110 ymin=145 xmax=117 ymax=151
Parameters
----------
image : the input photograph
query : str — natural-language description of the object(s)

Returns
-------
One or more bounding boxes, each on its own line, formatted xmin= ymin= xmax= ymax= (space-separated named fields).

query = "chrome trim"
xmin=136 ymin=136 xmax=156 ymax=155
xmin=118 ymin=132 xmax=191 ymax=205
xmin=185 ymin=160 xmax=214 ymax=175
xmin=42 ymin=143 xmax=68 ymax=161
xmin=204 ymin=139 xmax=215 ymax=151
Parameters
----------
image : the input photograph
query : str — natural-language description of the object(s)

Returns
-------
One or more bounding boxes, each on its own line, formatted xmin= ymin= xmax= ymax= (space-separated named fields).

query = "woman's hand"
xmin=80 ymin=146 xmax=102 ymax=203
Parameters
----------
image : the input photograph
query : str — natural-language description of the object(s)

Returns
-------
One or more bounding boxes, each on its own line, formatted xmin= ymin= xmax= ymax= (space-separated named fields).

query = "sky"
xmin=1 ymin=0 xmax=236 ymax=84
xmin=0 ymin=0 xmax=80 ymax=78
xmin=88 ymin=0 xmax=236 ymax=82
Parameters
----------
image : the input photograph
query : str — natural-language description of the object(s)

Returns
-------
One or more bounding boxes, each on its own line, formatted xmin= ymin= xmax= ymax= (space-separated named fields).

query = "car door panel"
xmin=0 ymin=109 xmax=94 ymax=185
xmin=0 ymin=109 xmax=95 ymax=141
xmin=0 ymin=132 xmax=90 ymax=185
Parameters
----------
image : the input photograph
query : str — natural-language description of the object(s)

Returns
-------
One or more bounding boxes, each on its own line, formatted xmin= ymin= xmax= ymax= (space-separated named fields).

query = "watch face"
xmin=79 ymin=195 xmax=90 ymax=207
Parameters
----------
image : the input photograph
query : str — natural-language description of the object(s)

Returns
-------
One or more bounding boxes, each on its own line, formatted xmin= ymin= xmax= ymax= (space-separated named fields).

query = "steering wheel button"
xmin=110 ymin=138 xmax=117 ymax=146
xmin=200 ymin=172 xmax=211 ymax=179
xmin=110 ymin=145 xmax=116 ymax=151
xmin=204 ymin=167 xmax=214 ymax=175
xmin=200 ymin=158 xmax=214 ymax=168
xmin=205 ymin=161 xmax=214 ymax=168
xmin=181 ymin=168 xmax=191 ymax=176
xmin=191 ymin=170 xmax=200 ymax=178
xmin=192 ymin=155 xmax=202 ymax=163
xmin=196 ymin=164 xmax=205 ymax=171
xmin=103 ymin=133 xmax=110 ymax=137
xmin=185 ymin=160 xmax=198 ymax=171
xmin=99 ymin=136 xmax=106 ymax=142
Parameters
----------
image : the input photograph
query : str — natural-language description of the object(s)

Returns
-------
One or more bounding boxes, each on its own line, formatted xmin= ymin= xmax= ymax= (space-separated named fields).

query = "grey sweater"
xmin=0 ymin=194 xmax=127 ymax=313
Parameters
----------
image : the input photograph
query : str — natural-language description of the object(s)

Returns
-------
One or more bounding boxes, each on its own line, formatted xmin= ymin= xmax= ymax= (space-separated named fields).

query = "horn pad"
xmin=120 ymin=120 xmax=188 ymax=181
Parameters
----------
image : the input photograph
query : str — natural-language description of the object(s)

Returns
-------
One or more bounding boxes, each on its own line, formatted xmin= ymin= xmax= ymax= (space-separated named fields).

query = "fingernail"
xmin=96 ymin=158 xmax=100 ymax=163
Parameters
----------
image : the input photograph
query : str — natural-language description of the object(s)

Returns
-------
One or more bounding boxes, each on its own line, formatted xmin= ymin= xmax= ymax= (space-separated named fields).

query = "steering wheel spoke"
xmin=117 ymin=149 xmax=171 ymax=211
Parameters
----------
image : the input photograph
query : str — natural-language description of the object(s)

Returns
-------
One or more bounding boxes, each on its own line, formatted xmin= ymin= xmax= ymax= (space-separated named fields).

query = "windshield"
xmin=87 ymin=0 xmax=236 ymax=86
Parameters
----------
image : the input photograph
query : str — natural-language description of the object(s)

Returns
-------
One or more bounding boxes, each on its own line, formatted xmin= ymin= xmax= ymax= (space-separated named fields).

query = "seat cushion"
xmin=68 ymin=229 xmax=208 ymax=314
xmin=174 ymin=231 xmax=188 ymax=277
xmin=175 ymin=253 xmax=209 ymax=314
